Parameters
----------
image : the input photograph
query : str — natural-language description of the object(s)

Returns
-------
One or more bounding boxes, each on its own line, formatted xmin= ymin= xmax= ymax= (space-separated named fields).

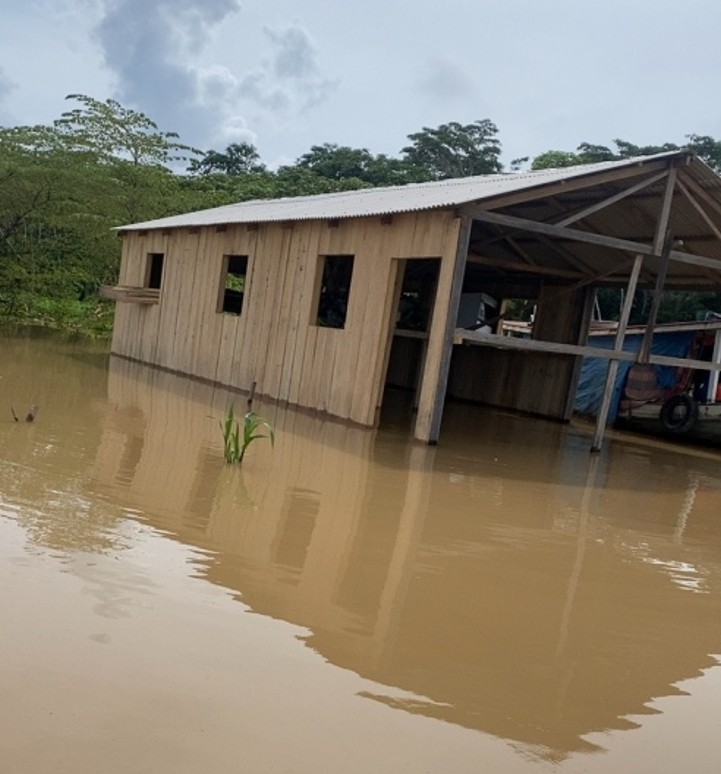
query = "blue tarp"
xmin=574 ymin=331 xmax=694 ymax=421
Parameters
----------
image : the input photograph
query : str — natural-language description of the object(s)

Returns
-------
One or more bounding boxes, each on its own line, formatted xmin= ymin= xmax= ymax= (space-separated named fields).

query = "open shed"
xmin=105 ymin=151 xmax=721 ymax=445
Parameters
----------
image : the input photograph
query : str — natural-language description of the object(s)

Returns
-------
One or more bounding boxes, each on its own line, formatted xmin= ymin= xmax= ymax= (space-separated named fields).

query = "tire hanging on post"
xmin=659 ymin=393 xmax=698 ymax=433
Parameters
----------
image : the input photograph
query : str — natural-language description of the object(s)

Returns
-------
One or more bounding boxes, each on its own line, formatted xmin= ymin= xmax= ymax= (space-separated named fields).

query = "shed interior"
xmin=383 ymin=155 xmax=721 ymax=439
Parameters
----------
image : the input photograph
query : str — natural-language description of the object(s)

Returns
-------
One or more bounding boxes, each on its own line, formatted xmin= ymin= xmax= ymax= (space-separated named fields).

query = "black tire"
xmin=659 ymin=393 xmax=698 ymax=434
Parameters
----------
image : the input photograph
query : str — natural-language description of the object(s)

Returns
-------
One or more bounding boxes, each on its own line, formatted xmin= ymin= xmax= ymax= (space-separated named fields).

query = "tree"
xmin=0 ymin=123 xmax=119 ymax=314
xmin=532 ymin=139 xmax=682 ymax=170
xmin=54 ymin=93 xmax=200 ymax=167
xmin=613 ymin=140 xmax=679 ymax=159
xmin=188 ymin=142 xmax=266 ymax=176
xmin=0 ymin=98 xmax=202 ymax=326
xmin=273 ymin=165 xmax=366 ymax=197
xmin=401 ymin=120 xmax=503 ymax=180
xmin=293 ymin=143 xmax=427 ymax=186
xmin=531 ymin=150 xmax=583 ymax=170
xmin=685 ymin=135 xmax=721 ymax=173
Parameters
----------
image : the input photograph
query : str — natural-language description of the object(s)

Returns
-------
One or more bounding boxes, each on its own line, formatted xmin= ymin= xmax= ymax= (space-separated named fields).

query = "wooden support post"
xmin=414 ymin=215 xmax=471 ymax=443
xmin=709 ymin=329 xmax=721 ymax=403
xmin=591 ymin=254 xmax=644 ymax=452
xmin=640 ymin=167 xmax=678 ymax=362
xmin=591 ymin=166 xmax=677 ymax=452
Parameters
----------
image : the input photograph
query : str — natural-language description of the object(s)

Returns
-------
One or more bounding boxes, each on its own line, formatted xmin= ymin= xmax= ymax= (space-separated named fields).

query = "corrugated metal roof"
xmin=117 ymin=151 xmax=699 ymax=232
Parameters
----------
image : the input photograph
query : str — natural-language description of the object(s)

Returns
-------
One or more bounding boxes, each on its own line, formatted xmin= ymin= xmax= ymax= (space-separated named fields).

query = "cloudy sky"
xmin=1 ymin=0 xmax=720 ymax=169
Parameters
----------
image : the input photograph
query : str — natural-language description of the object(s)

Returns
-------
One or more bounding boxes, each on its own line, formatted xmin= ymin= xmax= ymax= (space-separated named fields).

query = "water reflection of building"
xmin=91 ymin=356 xmax=721 ymax=760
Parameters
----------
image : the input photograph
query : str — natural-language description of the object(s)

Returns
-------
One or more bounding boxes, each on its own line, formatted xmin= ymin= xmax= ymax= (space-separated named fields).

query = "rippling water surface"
xmin=2 ymin=326 xmax=721 ymax=773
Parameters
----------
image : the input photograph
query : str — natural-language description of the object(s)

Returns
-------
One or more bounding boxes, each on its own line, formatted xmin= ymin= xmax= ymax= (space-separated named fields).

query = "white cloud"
xmin=93 ymin=0 xmax=243 ymax=145
xmin=88 ymin=2 xmax=339 ymax=155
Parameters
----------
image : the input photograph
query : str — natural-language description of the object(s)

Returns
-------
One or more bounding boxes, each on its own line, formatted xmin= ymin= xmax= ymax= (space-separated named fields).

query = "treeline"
xmin=1 ymin=94 xmax=720 ymax=333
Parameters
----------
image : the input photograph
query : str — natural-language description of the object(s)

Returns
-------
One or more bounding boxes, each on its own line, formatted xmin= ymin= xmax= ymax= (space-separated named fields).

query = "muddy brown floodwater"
xmin=2 ymin=326 xmax=721 ymax=773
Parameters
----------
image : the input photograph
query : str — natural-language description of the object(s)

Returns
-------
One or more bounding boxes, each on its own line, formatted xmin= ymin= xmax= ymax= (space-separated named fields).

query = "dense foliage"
xmin=1 ymin=94 xmax=720 ymax=334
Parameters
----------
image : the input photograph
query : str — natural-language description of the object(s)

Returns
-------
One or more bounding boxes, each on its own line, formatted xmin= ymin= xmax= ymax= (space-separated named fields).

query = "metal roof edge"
xmin=115 ymin=150 xmax=692 ymax=233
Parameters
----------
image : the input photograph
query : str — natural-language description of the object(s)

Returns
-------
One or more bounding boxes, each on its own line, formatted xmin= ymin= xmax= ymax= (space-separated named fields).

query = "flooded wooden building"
xmin=104 ymin=151 xmax=721 ymax=444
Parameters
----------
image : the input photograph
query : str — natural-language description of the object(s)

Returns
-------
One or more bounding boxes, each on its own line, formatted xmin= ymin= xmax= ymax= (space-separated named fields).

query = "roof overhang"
xmin=462 ymin=153 xmax=721 ymax=291
xmin=117 ymin=151 xmax=721 ymax=291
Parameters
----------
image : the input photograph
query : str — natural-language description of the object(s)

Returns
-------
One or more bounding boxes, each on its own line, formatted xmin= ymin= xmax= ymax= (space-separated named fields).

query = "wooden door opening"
xmin=381 ymin=258 xmax=441 ymax=415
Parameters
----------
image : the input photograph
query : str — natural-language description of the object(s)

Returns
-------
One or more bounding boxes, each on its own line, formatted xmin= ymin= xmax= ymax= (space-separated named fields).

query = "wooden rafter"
xmin=536 ymin=234 xmax=598 ymax=275
xmin=504 ymin=235 xmax=539 ymax=265
xmin=677 ymin=179 xmax=721 ymax=244
xmin=674 ymin=179 xmax=721 ymax=284
xmin=467 ymin=252 xmax=584 ymax=280
xmin=678 ymin=174 xmax=721 ymax=222
xmin=479 ymin=158 xmax=672 ymax=211
xmin=556 ymin=171 xmax=668 ymax=227
xmin=462 ymin=207 xmax=721 ymax=273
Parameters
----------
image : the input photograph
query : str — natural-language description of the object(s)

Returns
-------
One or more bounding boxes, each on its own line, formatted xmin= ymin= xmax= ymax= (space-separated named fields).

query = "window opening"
xmin=145 ymin=253 xmax=164 ymax=289
xmin=219 ymin=254 xmax=249 ymax=315
xmin=314 ymin=254 xmax=355 ymax=329
xmin=396 ymin=258 xmax=440 ymax=332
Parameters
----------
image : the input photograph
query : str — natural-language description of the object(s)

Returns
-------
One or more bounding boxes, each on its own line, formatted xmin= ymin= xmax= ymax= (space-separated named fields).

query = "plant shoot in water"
xmin=220 ymin=404 xmax=274 ymax=464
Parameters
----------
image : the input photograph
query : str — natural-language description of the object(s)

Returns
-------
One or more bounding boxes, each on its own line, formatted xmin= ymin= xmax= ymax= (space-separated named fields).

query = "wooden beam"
xmin=504 ymin=235 xmax=539 ymax=266
xmin=453 ymin=329 xmax=721 ymax=372
xmin=640 ymin=168 xmax=678 ymax=361
xmin=99 ymin=285 xmax=160 ymax=304
xmin=537 ymin=234 xmax=598 ymax=275
xmin=478 ymin=158 xmax=673 ymax=211
xmin=556 ymin=171 xmax=668 ymax=227
xmin=677 ymin=179 xmax=721 ymax=244
xmin=465 ymin=208 xmax=652 ymax=254
xmin=709 ymin=330 xmax=721 ymax=404
xmin=414 ymin=216 xmax=471 ymax=443
xmin=678 ymin=173 xmax=721 ymax=222
xmin=465 ymin=207 xmax=721 ymax=273
xmin=591 ymin=254 xmax=643 ymax=452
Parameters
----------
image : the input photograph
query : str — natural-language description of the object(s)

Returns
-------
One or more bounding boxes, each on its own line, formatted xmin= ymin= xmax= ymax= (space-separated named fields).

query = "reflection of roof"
xmin=117 ymin=151 xmax=703 ymax=231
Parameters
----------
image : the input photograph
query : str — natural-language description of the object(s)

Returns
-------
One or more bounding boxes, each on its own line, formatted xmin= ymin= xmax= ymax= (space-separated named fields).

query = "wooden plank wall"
xmin=447 ymin=284 xmax=592 ymax=419
xmin=111 ymin=210 xmax=459 ymax=426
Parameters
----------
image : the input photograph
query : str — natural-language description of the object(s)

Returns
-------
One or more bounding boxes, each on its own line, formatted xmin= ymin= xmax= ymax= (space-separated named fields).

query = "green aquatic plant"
xmin=220 ymin=404 xmax=274 ymax=464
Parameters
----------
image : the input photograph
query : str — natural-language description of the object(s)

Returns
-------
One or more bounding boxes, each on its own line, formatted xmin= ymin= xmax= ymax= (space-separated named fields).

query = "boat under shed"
xmin=104 ymin=151 xmax=721 ymax=446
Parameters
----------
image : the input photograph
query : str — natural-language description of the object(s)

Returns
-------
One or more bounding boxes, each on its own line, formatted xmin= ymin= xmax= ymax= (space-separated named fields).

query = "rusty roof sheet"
xmin=118 ymin=151 xmax=709 ymax=232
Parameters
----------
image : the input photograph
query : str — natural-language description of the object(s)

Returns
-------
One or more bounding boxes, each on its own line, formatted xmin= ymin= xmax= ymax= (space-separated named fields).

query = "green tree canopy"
xmin=188 ymin=142 xmax=266 ymax=176
xmin=401 ymin=119 xmax=502 ymax=180
xmin=530 ymin=137 xmax=721 ymax=172
xmin=54 ymin=93 xmax=200 ymax=167
xmin=294 ymin=143 xmax=424 ymax=186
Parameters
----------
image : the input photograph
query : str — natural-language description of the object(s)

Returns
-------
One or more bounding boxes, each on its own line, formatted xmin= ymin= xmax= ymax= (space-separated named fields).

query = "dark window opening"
xmin=219 ymin=254 xmax=249 ymax=315
xmin=146 ymin=252 xmax=164 ymax=289
xmin=314 ymin=254 xmax=354 ymax=329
